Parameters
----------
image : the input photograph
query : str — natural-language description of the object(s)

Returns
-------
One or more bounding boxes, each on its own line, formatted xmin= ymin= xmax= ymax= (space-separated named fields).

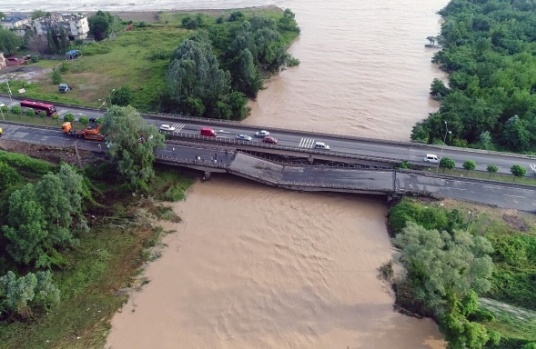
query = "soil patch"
xmin=0 ymin=139 xmax=100 ymax=167
xmin=502 ymin=214 xmax=529 ymax=232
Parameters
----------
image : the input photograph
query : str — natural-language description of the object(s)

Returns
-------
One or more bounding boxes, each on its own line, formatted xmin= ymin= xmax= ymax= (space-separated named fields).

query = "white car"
xmin=423 ymin=153 xmax=440 ymax=164
xmin=255 ymin=130 xmax=270 ymax=138
xmin=314 ymin=142 xmax=330 ymax=150
xmin=236 ymin=134 xmax=253 ymax=141
xmin=160 ymin=124 xmax=176 ymax=132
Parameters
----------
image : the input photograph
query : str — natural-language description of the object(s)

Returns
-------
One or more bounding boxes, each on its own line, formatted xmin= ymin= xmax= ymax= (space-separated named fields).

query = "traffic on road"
xmin=0 ymin=95 xmax=535 ymax=176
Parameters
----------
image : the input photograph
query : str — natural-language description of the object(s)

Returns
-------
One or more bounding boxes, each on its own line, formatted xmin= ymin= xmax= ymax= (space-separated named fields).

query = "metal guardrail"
xmin=1 ymin=94 xmax=535 ymax=160
xmin=166 ymin=132 xmax=401 ymax=164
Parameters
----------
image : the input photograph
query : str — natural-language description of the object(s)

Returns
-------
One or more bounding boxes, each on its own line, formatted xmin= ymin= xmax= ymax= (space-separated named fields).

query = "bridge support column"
xmin=202 ymin=171 xmax=212 ymax=182
xmin=308 ymin=154 xmax=314 ymax=164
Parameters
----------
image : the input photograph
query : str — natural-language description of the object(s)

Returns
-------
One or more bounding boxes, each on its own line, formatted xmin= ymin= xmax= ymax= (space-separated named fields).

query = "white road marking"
xmin=299 ymin=138 xmax=315 ymax=148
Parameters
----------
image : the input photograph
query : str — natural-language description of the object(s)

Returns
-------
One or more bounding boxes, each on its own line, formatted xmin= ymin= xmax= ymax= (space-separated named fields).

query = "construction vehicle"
xmin=62 ymin=119 xmax=105 ymax=141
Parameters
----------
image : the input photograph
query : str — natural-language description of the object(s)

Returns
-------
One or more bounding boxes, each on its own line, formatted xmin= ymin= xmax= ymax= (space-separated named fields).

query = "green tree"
xmin=110 ymin=86 xmax=134 ymax=106
xmin=0 ymin=162 xmax=22 ymax=191
xmin=88 ymin=11 xmax=113 ymax=41
xmin=440 ymin=291 xmax=500 ymax=349
xmin=2 ymin=184 xmax=49 ymax=267
xmin=35 ymin=173 xmax=77 ymax=247
xmin=100 ymin=106 xmax=165 ymax=192
xmin=510 ymin=164 xmax=526 ymax=180
xmin=478 ymin=131 xmax=493 ymax=150
xmin=463 ymin=160 xmax=476 ymax=175
xmin=440 ymin=157 xmax=456 ymax=172
xmin=430 ymin=78 xmax=450 ymax=100
xmin=486 ymin=164 xmax=498 ymax=178
xmin=167 ymin=33 xmax=233 ymax=118
xmin=393 ymin=222 xmax=494 ymax=313
xmin=503 ymin=115 xmax=530 ymax=152
xmin=0 ymin=270 xmax=60 ymax=318
xmin=234 ymin=48 xmax=262 ymax=98
xmin=31 ymin=10 xmax=50 ymax=20
xmin=0 ymin=27 xmax=23 ymax=55
xmin=56 ymin=163 xmax=88 ymax=231
xmin=63 ymin=113 xmax=75 ymax=122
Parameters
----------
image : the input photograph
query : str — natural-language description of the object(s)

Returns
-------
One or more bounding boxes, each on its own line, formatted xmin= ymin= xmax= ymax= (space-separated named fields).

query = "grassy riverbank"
xmin=0 ymin=153 xmax=194 ymax=349
xmin=387 ymin=197 xmax=536 ymax=348
xmin=0 ymin=6 xmax=299 ymax=115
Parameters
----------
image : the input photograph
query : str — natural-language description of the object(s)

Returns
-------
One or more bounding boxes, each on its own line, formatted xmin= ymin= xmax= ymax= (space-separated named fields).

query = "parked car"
xmin=423 ymin=153 xmax=440 ymax=164
xmin=263 ymin=136 xmax=278 ymax=144
xmin=255 ymin=130 xmax=270 ymax=137
xmin=160 ymin=124 xmax=176 ymax=132
xmin=314 ymin=142 xmax=330 ymax=150
xmin=236 ymin=134 xmax=253 ymax=141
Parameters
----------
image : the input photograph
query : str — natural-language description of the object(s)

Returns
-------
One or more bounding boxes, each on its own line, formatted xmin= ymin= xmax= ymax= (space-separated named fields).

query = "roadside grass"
xmin=420 ymin=166 xmax=536 ymax=186
xmin=0 ymin=167 xmax=194 ymax=349
xmin=1 ymin=26 xmax=189 ymax=111
xmin=0 ymin=7 xmax=296 ymax=113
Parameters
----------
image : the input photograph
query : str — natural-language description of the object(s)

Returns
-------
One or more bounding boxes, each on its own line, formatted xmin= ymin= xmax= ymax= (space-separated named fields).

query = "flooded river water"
xmin=3 ymin=0 xmax=449 ymax=347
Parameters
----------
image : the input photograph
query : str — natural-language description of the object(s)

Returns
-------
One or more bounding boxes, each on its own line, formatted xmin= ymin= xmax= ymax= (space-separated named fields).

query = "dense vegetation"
xmin=0 ymin=107 xmax=193 ymax=348
xmin=163 ymin=9 xmax=300 ymax=119
xmin=412 ymin=0 xmax=536 ymax=153
xmin=0 ymin=8 xmax=299 ymax=121
xmin=388 ymin=198 xmax=536 ymax=348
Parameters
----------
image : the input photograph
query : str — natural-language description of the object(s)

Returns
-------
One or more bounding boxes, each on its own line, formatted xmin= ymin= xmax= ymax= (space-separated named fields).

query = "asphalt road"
xmin=1 ymin=96 xmax=535 ymax=176
xmin=1 ymin=121 xmax=535 ymax=211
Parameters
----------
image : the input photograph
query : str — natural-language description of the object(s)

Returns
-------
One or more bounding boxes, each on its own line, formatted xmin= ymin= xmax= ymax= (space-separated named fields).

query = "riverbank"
xmin=0 ymin=151 xmax=195 ymax=349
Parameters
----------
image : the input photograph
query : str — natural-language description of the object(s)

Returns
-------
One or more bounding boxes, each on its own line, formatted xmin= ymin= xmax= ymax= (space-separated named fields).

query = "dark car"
xmin=263 ymin=136 xmax=278 ymax=144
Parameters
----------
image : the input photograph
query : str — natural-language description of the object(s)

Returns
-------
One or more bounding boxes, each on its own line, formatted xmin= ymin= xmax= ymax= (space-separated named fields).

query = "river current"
xmin=3 ymin=0 xmax=449 ymax=348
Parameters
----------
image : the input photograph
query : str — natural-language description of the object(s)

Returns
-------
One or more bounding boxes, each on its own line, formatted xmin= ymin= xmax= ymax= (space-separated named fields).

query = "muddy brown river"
xmin=3 ymin=0 xmax=449 ymax=347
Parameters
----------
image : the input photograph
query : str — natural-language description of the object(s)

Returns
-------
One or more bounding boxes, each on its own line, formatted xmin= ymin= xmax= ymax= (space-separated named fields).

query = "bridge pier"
xmin=308 ymin=154 xmax=314 ymax=164
xmin=202 ymin=171 xmax=212 ymax=182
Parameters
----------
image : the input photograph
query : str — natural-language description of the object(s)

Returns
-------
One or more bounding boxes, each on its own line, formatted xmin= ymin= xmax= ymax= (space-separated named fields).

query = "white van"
xmin=314 ymin=142 xmax=330 ymax=150
xmin=423 ymin=153 xmax=440 ymax=164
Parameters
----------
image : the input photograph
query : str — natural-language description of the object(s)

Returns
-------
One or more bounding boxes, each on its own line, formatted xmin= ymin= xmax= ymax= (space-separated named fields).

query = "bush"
xmin=163 ymin=184 xmax=186 ymax=201
xmin=1 ymin=105 xmax=8 ymax=112
xmin=10 ymin=106 xmax=22 ymax=114
xmin=25 ymin=108 xmax=36 ymax=117
xmin=51 ymin=68 xmax=61 ymax=85
xmin=59 ymin=62 xmax=69 ymax=73
xmin=79 ymin=116 xmax=89 ymax=125
xmin=63 ymin=113 xmax=75 ymax=122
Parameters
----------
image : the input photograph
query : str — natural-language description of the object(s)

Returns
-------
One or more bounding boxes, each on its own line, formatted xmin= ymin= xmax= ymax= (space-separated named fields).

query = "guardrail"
xmin=2 ymin=94 xmax=535 ymax=160
xmin=166 ymin=132 xmax=402 ymax=165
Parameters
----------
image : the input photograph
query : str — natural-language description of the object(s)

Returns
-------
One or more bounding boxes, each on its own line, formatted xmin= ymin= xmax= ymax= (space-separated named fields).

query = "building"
xmin=33 ymin=13 xmax=90 ymax=40
xmin=0 ymin=14 xmax=31 ymax=37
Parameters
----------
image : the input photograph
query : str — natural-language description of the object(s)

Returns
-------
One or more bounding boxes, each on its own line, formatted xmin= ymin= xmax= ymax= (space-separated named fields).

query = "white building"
xmin=34 ymin=13 xmax=90 ymax=40
xmin=0 ymin=14 xmax=31 ymax=37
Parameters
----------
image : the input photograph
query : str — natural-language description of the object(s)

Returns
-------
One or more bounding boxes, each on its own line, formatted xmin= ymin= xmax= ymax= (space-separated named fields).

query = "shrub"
xmin=59 ymin=62 xmax=69 ymax=73
xmin=63 ymin=113 xmax=75 ymax=122
xmin=25 ymin=108 xmax=36 ymax=117
xmin=163 ymin=184 xmax=186 ymax=201
xmin=39 ymin=110 xmax=47 ymax=118
xmin=51 ymin=68 xmax=61 ymax=85
xmin=79 ymin=116 xmax=89 ymax=125
xmin=10 ymin=106 xmax=22 ymax=114
xmin=1 ymin=105 xmax=8 ymax=112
